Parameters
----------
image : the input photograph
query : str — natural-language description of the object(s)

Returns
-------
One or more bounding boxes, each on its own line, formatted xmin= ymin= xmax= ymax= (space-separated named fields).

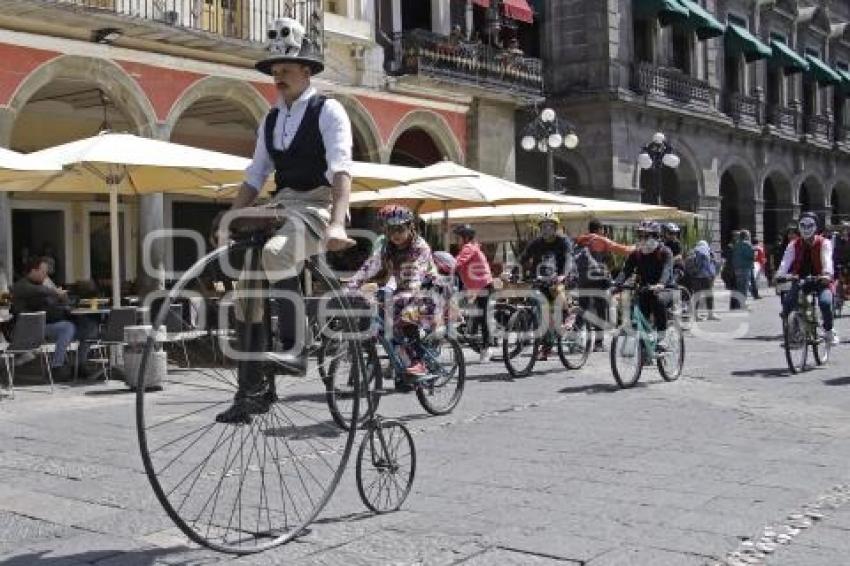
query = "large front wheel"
xmin=783 ymin=312 xmax=808 ymax=374
xmin=610 ymin=329 xmax=642 ymax=388
xmin=136 ymin=245 xmax=362 ymax=554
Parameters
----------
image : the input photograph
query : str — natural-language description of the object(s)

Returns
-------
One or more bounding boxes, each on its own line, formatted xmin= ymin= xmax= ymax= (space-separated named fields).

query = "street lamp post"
xmin=520 ymin=107 xmax=579 ymax=193
xmin=637 ymin=132 xmax=680 ymax=206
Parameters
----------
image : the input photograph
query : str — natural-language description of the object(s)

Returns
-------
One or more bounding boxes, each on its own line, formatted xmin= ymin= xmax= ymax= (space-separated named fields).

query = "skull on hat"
xmin=267 ymin=18 xmax=305 ymax=55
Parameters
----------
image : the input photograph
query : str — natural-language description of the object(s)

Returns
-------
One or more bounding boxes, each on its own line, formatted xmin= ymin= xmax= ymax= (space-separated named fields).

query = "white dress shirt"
xmin=244 ymin=87 xmax=353 ymax=192
xmin=777 ymin=237 xmax=834 ymax=278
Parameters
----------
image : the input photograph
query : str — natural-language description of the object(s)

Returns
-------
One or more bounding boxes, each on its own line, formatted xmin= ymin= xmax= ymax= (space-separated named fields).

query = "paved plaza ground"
xmin=1 ymin=290 xmax=850 ymax=565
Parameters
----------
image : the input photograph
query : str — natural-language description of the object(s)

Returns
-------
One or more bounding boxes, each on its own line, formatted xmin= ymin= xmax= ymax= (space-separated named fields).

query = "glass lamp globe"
xmin=537 ymin=139 xmax=549 ymax=152
xmin=637 ymin=152 xmax=653 ymax=169
xmin=548 ymin=133 xmax=563 ymax=148
xmin=662 ymin=153 xmax=680 ymax=168
xmin=521 ymin=135 xmax=536 ymax=151
xmin=541 ymin=108 xmax=556 ymax=122
xmin=652 ymin=132 xmax=666 ymax=144
xmin=564 ymin=133 xmax=579 ymax=149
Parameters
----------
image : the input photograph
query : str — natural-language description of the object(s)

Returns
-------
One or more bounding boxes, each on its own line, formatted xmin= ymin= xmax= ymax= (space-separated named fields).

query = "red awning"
xmin=501 ymin=0 xmax=534 ymax=23
xmin=472 ymin=0 xmax=490 ymax=7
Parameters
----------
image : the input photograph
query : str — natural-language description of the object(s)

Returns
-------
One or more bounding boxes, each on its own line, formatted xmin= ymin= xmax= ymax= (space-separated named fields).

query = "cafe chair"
xmin=84 ymin=307 xmax=138 ymax=381
xmin=1 ymin=311 xmax=53 ymax=396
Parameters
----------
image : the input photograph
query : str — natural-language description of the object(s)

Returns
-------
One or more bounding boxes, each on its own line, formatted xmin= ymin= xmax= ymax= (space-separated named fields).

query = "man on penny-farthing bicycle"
xmin=213 ymin=18 xmax=356 ymax=424
xmin=775 ymin=211 xmax=838 ymax=346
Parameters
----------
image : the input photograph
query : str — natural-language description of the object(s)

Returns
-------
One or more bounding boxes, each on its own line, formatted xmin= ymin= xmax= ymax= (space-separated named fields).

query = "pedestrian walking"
xmin=751 ymin=237 xmax=766 ymax=299
xmin=730 ymin=230 xmax=755 ymax=310
xmin=685 ymin=240 xmax=720 ymax=321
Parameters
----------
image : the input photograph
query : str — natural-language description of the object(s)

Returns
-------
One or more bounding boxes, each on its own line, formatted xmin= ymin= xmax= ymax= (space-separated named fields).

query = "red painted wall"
xmin=0 ymin=43 xmax=59 ymax=105
xmin=116 ymin=60 xmax=205 ymax=120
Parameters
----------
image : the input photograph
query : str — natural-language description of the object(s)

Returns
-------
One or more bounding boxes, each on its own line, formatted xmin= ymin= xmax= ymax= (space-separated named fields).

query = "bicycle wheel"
xmin=557 ymin=318 xmax=592 ymax=370
xmin=356 ymin=419 xmax=416 ymax=513
xmin=610 ymin=329 xmax=642 ymax=388
xmin=657 ymin=319 xmax=685 ymax=381
xmin=783 ymin=312 xmax=808 ymax=374
xmin=323 ymin=338 xmax=382 ymax=430
xmin=811 ymin=303 xmax=830 ymax=366
xmin=502 ymin=309 xmax=539 ymax=378
xmin=416 ymin=335 xmax=465 ymax=415
xmin=136 ymin=243 xmax=363 ymax=554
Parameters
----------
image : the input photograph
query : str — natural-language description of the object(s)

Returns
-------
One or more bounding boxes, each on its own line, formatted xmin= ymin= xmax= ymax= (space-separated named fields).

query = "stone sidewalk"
xmin=1 ymin=292 xmax=849 ymax=565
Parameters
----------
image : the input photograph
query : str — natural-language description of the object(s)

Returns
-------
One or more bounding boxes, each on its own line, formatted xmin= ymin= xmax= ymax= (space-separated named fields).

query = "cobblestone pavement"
xmin=1 ymin=291 xmax=849 ymax=565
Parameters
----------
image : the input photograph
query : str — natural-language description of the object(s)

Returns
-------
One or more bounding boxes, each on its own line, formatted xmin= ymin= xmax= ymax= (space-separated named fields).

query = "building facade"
xmin=0 ymin=0 xmax=541 ymax=292
xmin=521 ymin=0 xmax=850 ymax=248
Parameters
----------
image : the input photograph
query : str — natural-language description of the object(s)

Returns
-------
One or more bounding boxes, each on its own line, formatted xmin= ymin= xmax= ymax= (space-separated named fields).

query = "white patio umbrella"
xmin=16 ymin=132 xmax=257 ymax=305
xmin=0 ymin=147 xmax=62 ymax=181
xmin=420 ymin=200 xmax=695 ymax=224
xmin=350 ymin=162 xmax=584 ymax=249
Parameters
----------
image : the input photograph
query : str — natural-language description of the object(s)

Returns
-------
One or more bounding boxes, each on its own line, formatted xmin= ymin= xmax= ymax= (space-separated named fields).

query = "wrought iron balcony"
xmin=34 ymin=0 xmax=320 ymax=43
xmin=804 ymin=114 xmax=833 ymax=142
xmin=723 ymin=93 xmax=762 ymax=125
xmin=765 ymin=105 xmax=799 ymax=135
xmin=835 ymin=124 xmax=850 ymax=145
xmin=394 ymin=29 xmax=543 ymax=95
xmin=631 ymin=63 xmax=716 ymax=108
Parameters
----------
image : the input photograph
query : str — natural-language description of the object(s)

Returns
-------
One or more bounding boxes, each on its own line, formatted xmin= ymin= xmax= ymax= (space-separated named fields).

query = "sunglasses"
xmin=799 ymin=221 xmax=817 ymax=230
xmin=387 ymin=225 xmax=409 ymax=235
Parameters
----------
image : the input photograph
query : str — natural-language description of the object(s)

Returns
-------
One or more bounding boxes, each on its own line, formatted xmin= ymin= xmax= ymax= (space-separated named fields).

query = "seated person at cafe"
xmin=11 ymin=257 xmax=98 ymax=380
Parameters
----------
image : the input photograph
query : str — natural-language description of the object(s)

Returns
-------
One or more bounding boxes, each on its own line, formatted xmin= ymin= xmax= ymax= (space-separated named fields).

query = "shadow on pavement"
xmin=823 ymin=376 xmax=850 ymax=386
xmin=730 ymin=367 xmax=791 ymax=378
xmin=736 ymin=334 xmax=784 ymax=342
xmin=0 ymin=547 xmax=216 ymax=566
xmin=558 ymin=383 xmax=625 ymax=395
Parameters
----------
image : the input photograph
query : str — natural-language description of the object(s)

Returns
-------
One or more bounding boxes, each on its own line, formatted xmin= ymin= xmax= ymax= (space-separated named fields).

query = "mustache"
xmin=274 ymin=81 xmax=289 ymax=88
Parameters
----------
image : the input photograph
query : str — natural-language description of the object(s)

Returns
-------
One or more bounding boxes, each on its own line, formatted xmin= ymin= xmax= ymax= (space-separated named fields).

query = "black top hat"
xmin=256 ymin=37 xmax=324 ymax=75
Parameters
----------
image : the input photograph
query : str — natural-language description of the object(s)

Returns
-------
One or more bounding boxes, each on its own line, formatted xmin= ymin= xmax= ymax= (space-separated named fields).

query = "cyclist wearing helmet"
xmin=348 ymin=205 xmax=439 ymax=378
xmin=776 ymin=212 xmax=837 ymax=345
xmin=614 ymin=220 xmax=674 ymax=351
xmin=516 ymin=211 xmax=573 ymax=359
xmin=453 ymin=224 xmax=495 ymax=362
xmin=662 ymin=223 xmax=682 ymax=258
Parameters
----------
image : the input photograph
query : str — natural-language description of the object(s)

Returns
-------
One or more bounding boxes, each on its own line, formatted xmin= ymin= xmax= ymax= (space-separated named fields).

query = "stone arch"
xmin=163 ymin=77 xmax=268 ymax=139
xmin=760 ymin=166 xmax=794 ymax=248
xmin=719 ymin=161 xmax=758 ymax=248
xmin=2 ymin=54 xmax=157 ymax=145
xmin=636 ymin=140 xmax=702 ymax=211
xmin=828 ymin=179 xmax=850 ymax=223
xmin=553 ymin=151 xmax=592 ymax=194
xmin=333 ymin=94 xmax=382 ymax=163
xmin=794 ymin=173 xmax=826 ymax=210
xmin=386 ymin=109 xmax=464 ymax=165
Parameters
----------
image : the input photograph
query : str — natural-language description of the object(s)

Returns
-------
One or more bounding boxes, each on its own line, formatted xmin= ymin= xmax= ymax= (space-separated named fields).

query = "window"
xmin=836 ymin=62 xmax=849 ymax=128
xmin=803 ymin=47 xmax=820 ymax=117
xmin=634 ymin=17 xmax=654 ymax=64
xmin=766 ymin=33 xmax=787 ymax=108
xmin=671 ymin=26 xmax=692 ymax=74
xmin=725 ymin=14 xmax=747 ymax=95
xmin=727 ymin=13 xmax=747 ymax=28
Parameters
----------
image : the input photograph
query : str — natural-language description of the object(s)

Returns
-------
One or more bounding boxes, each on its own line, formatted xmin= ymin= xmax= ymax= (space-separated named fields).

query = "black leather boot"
xmin=268 ymin=277 xmax=308 ymax=377
xmin=216 ymin=322 xmax=276 ymax=424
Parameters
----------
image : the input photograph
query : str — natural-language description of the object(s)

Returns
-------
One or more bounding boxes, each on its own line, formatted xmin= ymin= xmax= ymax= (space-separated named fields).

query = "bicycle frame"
xmin=370 ymin=312 xmax=444 ymax=381
xmin=623 ymin=293 xmax=658 ymax=356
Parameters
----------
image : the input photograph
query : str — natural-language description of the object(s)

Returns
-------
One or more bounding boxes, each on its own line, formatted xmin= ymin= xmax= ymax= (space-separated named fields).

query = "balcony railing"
xmin=40 ymin=0 xmax=320 ymax=43
xmin=765 ymin=105 xmax=799 ymax=135
xmin=631 ymin=63 xmax=715 ymax=108
xmin=395 ymin=29 xmax=543 ymax=95
xmin=723 ymin=93 xmax=762 ymax=125
xmin=804 ymin=114 xmax=833 ymax=141
xmin=835 ymin=124 xmax=850 ymax=145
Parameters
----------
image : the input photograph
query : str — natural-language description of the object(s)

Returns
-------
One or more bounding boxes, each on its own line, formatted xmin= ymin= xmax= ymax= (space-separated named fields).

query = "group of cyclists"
xmin=344 ymin=201 xmax=850 ymax=386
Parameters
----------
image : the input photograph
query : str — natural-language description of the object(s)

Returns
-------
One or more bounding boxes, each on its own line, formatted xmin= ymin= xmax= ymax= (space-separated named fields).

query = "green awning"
xmin=836 ymin=68 xmax=850 ymax=92
xmin=634 ymin=0 xmax=689 ymax=26
xmin=768 ymin=40 xmax=809 ymax=74
xmin=725 ymin=23 xmax=772 ymax=62
xmin=805 ymin=55 xmax=842 ymax=85
xmin=678 ymin=0 xmax=725 ymax=39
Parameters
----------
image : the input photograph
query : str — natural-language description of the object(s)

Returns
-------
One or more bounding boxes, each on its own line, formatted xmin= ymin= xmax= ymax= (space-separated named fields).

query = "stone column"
xmin=431 ymin=0 xmax=450 ymax=36
xmin=467 ymin=99 xmax=517 ymax=180
xmin=697 ymin=195 xmax=722 ymax=250
xmin=753 ymin=198 xmax=765 ymax=242
xmin=136 ymin=124 xmax=169 ymax=297
xmin=0 ymin=193 xmax=10 ymax=292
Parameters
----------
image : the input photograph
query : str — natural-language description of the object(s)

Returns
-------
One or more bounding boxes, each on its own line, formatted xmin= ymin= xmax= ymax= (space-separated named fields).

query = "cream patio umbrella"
xmin=420 ymin=200 xmax=695 ymax=224
xmin=349 ymin=166 xmax=584 ymax=249
xmin=0 ymin=147 xmax=62 ymax=181
xmin=14 ymin=132 xmax=258 ymax=305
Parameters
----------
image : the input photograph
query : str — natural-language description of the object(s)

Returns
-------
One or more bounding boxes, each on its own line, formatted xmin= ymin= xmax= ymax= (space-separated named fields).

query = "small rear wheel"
xmin=657 ymin=320 xmax=685 ymax=381
xmin=783 ymin=312 xmax=808 ymax=374
xmin=610 ymin=329 xmax=642 ymax=388
xmin=356 ymin=419 xmax=415 ymax=513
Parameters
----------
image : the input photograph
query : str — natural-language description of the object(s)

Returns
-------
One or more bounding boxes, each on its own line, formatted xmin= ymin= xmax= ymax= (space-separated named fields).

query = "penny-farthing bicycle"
xmin=135 ymin=227 xmax=399 ymax=555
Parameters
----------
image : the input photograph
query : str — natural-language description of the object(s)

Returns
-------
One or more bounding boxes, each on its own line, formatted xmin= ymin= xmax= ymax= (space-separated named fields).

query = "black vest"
xmin=264 ymin=95 xmax=328 ymax=193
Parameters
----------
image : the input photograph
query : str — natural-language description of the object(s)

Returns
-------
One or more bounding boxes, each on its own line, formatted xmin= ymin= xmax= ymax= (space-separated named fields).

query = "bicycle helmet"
xmin=382 ymin=204 xmax=415 ymax=227
xmin=636 ymin=220 xmax=661 ymax=236
xmin=432 ymin=251 xmax=457 ymax=275
xmin=537 ymin=211 xmax=560 ymax=226
xmin=664 ymin=222 xmax=680 ymax=235
xmin=452 ymin=224 xmax=476 ymax=239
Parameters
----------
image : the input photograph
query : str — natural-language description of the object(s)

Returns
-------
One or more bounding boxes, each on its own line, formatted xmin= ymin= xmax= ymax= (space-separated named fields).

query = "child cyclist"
xmin=347 ymin=205 xmax=440 ymax=380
